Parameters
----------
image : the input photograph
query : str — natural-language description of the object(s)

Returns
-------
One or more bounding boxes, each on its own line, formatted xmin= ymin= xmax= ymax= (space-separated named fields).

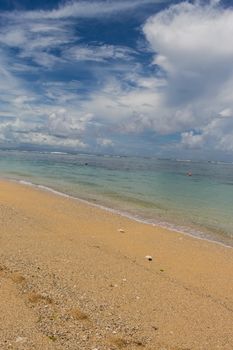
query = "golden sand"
xmin=0 ymin=179 xmax=232 ymax=350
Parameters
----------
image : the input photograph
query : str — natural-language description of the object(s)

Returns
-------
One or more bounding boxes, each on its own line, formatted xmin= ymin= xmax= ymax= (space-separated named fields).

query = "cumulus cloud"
xmin=142 ymin=0 xmax=233 ymax=152
xmin=0 ymin=112 xmax=88 ymax=149
xmin=47 ymin=109 xmax=94 ymax=137
xmin=181 ymin=131 xmax=205 ymax=149
xmin=97 ymin=138 xmax=114 ymax=147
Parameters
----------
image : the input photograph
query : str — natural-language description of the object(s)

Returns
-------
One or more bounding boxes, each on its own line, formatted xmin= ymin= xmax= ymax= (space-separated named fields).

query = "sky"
xmin=1 ymin=0 xmax=233 ymax=159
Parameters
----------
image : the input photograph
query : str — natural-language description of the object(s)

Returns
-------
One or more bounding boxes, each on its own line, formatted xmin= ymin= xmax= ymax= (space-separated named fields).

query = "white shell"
xmin=145 ymin=255 xmax=153 ymax=261
xmin=118 ymin=228 xmax=125 ymax=233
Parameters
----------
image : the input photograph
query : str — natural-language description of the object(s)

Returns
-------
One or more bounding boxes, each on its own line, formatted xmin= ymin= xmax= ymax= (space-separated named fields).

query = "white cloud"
xmin=0 ymin=7 xmax=137 ymax=70
xmin=0 ymin=55 xmax=34 ymax=109
xmin=0 ymin=20 xmax=72 ymax=68
xmin=219 ymin=108 xmax=232 ymax=118
xmin=47 ymin=108 xmax=94 ymax=136
xmin=0 ymin=113 xmax=88 ymax=149
xmin=0 ymin=29 xmax=26 ymax=46
xmin=181 ymin=131 xmax=205 ymax=149
xmin=0 ymin=56 xmax=90 ymax=149
xmin=97 ymin=138 xmax=114 ymax=147
xmin=23 ymin=133 xmax=87 ymax=148
xmin=67 ymin=45 xmax=135 ymax=62
xmin=142 ymin=0 xmax=233 ymax=152
xmin=8 ymin=0 xmax=167 ymax=20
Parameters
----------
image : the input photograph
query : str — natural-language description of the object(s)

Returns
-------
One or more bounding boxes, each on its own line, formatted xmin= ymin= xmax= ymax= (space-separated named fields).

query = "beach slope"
xmin=0 ymin=180 xmax=232 ymax=350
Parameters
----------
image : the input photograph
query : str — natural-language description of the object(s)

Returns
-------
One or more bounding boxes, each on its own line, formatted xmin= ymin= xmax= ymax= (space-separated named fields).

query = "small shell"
xmin=118 ymin=228 xmax=125 ymax=233
xmin=16 ymin=337 xmax=27 ymax=343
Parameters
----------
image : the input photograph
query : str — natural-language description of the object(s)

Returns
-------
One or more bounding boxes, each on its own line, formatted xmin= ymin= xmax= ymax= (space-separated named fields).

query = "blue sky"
xmin=1 ymin=0 xmax=233 ymax=159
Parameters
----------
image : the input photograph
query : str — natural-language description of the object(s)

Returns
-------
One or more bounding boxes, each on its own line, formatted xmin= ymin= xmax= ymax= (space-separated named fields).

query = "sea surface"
xmin=1 ymin=150 xmax=233 ymax=247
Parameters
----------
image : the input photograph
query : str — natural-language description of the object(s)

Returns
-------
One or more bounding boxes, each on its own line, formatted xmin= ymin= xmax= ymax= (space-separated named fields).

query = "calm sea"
xmin=1 ymin=150 xmax=233 ymax=247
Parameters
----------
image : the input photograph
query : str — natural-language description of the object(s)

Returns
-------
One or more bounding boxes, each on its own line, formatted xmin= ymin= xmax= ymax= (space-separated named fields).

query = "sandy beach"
xmin=0 ymin=179 xmax=232 ymax=350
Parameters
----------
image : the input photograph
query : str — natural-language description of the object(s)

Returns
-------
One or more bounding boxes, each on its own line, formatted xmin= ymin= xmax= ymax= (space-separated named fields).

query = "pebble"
xmin=145 ymin=255 xmax=153 ymax=261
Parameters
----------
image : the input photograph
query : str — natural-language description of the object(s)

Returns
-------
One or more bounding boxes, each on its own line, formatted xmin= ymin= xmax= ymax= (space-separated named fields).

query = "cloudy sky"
xmin=0 ymin=0 xmax=233 ymax=159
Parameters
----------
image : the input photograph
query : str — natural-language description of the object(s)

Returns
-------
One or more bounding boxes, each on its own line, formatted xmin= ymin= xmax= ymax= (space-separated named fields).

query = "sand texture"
xmin=0 ymin=180 xmax=233 ymax=350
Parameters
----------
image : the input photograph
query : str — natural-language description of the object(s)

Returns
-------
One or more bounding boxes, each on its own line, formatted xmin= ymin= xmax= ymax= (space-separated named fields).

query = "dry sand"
xmin=0 ymin=179 xmax=232 ymax=350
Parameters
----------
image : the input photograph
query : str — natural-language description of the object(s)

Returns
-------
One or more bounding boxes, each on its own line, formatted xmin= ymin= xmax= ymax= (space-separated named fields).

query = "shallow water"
xmin=1 ymin=150 xmax=233 ymax=246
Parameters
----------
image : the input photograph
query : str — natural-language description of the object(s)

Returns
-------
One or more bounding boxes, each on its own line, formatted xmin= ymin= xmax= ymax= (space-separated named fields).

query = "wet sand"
xmin=0 ymin=179 xmax=233 ymax=350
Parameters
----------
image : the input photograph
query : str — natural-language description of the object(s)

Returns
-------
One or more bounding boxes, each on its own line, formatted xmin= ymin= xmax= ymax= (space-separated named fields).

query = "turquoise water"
xmin=1 ymin=150 xmax=233 ymax=246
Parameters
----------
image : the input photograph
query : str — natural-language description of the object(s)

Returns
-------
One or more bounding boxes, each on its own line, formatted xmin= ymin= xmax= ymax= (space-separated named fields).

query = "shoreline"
xmin=0 ymin=179 xmax=233 ymax=349
xmin=5 ymin=176 xmax=233 ymax=250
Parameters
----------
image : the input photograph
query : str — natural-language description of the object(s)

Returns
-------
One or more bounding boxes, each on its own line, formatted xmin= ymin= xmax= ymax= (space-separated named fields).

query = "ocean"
xmin=1 ymin=150 xmax=233 ymax=247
